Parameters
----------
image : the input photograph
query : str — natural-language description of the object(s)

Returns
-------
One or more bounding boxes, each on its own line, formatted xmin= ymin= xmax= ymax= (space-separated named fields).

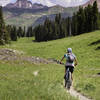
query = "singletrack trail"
xmin=68 ymin=87 xmax=92 ymax=100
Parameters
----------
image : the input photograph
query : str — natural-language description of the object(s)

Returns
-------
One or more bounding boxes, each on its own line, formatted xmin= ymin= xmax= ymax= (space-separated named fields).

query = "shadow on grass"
xmin=89 ymin=39 xmax=100 ymax=46
xmin=97 ymin=72 xmax=100 ymax=75
xmin=95 ymin=46 xmax=100 ymax=50
xmin=89 ymin=39 xmax=100 ymax=50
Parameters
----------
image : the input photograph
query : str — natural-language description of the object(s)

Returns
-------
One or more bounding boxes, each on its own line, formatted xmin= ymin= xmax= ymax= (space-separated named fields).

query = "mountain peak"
xmin=5 ymin=0 xmax=48 ymax=9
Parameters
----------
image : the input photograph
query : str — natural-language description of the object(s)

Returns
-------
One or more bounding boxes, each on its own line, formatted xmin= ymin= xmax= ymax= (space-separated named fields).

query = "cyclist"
xmin=60 ymin=48 xmax=78 ymax=81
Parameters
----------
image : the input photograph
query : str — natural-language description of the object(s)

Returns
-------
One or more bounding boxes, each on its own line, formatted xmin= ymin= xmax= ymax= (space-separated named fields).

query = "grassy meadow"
xmin=0 ymin=30 xmax=100 ymax=100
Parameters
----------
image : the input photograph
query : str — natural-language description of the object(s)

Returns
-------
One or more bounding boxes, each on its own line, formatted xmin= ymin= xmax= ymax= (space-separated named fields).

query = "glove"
xmin=60 ymin=62 xmax=62 ymax=64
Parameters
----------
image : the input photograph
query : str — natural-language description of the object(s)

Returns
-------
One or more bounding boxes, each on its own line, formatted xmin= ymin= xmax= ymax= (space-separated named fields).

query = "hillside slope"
xmin=0 ymin=30 xmax=100 ymax=100
xmin=3 ymin=6 xmax=78 ymax=27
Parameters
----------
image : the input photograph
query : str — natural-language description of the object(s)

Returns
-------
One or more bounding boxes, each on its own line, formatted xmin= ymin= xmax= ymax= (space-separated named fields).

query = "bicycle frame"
xmin=65 ymin=68 xmax=72 ymax=89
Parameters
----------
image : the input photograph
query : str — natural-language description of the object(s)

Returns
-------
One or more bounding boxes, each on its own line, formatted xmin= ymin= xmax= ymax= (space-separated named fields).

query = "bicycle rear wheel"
xmin=66 ymin=72 xmax=72 ymax=90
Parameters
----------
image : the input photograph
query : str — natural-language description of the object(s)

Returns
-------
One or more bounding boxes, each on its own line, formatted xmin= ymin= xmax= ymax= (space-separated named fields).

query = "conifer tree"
xmin=67 ymin=17 xmax=71 ymax=36
xmin=85 ymin=5 xmax=93 ymax=32
xmin=92 ymin=1 xmax=99 ymax=30
xmin=10 ymin=26 xmax=17 ymax=41
xmin=77 ymin=7 xmax=85 ymax=34
xmin=17 ymin=26 xmax=23 ymax=38
xmin=0 ymin=6 xmax=9 ymax=44
xmin=71 ymin=13 xmax=78 ymax=35
xmin=26 ymin=26 xmax=33 ymax=37
xmin=22 ymin=26 xmax=26 ymax=37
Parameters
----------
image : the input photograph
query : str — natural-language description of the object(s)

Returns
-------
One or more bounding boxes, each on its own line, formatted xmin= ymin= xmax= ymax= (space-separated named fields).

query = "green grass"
xmin=4 ymin=12 xmax=42 ymax=27
xmin=0 ymin=60 xmax=77 ymax=100
xmin=1 ymin=30 xmax=100 ymax=100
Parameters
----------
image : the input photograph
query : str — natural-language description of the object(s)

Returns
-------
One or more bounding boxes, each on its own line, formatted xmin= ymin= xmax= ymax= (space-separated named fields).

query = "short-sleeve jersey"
xmin=64 ymin=53 xmax=76 ymax=66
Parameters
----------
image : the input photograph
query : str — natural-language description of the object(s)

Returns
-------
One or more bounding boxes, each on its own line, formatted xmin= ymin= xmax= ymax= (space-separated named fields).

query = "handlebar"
xmin=57 ymin=60 xmax=65 ymax=65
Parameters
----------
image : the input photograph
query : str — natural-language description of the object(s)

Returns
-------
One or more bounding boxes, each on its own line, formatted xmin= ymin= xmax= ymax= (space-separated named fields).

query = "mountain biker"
xmin=60 ymin=48 xmax=78 ymax=81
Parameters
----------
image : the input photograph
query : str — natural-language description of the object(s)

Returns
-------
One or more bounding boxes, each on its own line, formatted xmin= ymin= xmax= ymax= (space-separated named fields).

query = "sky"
xmin=0 ymin=0 xmax=89 ymax=7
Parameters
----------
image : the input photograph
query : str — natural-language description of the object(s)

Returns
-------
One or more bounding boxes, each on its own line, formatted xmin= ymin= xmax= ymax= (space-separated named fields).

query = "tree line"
xmin=7 ymin=25 xmax=34 ymax=41
xmin=0 ymin=6 xmax=34 ymax=45
xmin=0 ymin=1 xmax=100 ymax=44
xmin=0 ymin=6 xmax=9 ymax=44
xmin=33 ymin=1 xmax=99 ymax=42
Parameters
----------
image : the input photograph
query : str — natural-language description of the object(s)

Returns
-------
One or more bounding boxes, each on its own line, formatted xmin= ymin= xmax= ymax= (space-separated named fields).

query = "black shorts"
xmin=65 ymin=66 xmax=74 ymax=73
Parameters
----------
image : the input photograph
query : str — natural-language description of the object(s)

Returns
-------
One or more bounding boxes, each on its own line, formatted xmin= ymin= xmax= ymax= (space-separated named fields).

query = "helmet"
xmin=67 ymin=48 xmax=72 ymax=53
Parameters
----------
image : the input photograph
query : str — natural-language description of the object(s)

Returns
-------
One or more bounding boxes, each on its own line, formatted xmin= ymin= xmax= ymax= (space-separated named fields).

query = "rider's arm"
xmin=74 ymin=58 xmax=78 ymax=66
xmin=60 ymin=56 xmax=65 ymax=63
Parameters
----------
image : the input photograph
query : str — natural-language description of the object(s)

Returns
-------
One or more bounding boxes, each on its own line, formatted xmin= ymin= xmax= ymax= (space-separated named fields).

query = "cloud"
xmin=32 ymin=0 xmax=56 ymax=7
xmin=0 ymin=0 xmax=11 ymax=6
xmin=49 ymin=0 xmax=89 ymax=7
xmin=31 ymin=0 xmax=89 ymax=7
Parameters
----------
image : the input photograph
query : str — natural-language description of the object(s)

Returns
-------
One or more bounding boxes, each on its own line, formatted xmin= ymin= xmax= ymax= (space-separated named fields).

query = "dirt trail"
xmin=0 ymin=48 xmax=55 ymax=64
xmin=68 ymin=87 xmax=92 ymax=100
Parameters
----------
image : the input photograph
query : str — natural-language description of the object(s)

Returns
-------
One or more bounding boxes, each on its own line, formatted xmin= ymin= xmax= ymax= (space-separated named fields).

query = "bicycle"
xmin=64 ymin=67 xmax=72 ymax=90
xmin=57 ymin=61 xmax=72 ymax=90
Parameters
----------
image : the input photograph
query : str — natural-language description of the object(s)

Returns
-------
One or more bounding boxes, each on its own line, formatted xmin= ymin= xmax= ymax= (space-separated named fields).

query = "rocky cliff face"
xmin=15 ymin=0 xmax=32 ymax=8
xmin=32 ymin=3 xmax=47 ymax=9
xmin=6 ymin=0 xmax=47 ymax=9
xmin=82 ymin=0 xmax=100 ymax=11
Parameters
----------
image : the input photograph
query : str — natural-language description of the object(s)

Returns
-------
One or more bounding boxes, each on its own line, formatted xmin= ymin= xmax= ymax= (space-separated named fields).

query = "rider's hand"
xmin=75 ymin=63 xmax=77 ymax=66
xmin=60 ymin=62 xmax=62 ymax=64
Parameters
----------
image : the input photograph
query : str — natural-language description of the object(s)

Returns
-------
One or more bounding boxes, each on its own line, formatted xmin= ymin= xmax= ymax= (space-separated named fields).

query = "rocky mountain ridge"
xmin=6 ymin=0 xmax=48 ymax=9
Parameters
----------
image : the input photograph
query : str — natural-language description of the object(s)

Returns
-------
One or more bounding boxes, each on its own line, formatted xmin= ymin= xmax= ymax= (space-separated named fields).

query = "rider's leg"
xmin=70 ymin=66 xmax=74 ymax=80
xmin=64 ymin=68 xmax=66 ymax=79
xmin=71 ymin=73 xmax=73 ymax=80
xmin=64 ymin=66 xmax=68 ymax=79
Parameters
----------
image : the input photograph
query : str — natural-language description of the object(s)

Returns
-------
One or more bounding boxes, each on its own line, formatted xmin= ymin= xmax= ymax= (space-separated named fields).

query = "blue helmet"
xmin=67 ymin=48 xmax=72 ymax=53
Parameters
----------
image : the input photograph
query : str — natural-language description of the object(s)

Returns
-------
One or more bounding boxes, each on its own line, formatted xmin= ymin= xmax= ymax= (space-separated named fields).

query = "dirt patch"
xmin=0 ymin=48 xmax=56 ymax=64
xmin=62 ymin=80 xmax=92 ymax=100
xmin=63 ymin=80 xmax=92 ymax=100
xmin=21 ymin=56 xmax=49 ymax=64
xmin=69 ymin=87 xmax=92 ymax=100
xmin=0 ymin=48 xmax=21 ymax=61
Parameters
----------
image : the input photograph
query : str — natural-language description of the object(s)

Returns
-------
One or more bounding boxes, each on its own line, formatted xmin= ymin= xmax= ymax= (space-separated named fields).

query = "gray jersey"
xmin=64 ymin=53 xmax=76 ymax=66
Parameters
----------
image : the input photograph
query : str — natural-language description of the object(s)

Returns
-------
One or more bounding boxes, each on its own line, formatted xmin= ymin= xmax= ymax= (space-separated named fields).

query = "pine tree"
xmin=60 ymin=19 xmax=66 ymax=37
xmin=34 ymin=25 xmax=44 ymax=42
xmin=71 ymin=13 xmax=78 ymax=35
xmin=67 ymin=17 xmax=71 ymax=36
xmin=0 ymin=6 xmax=9 ymax=44
xmin=17 ymin=26 xmax=23 ymax=38
xmin=3 ymin=26 xmax=10 ymax=43
xmin=26 ymin=26 xmax=33 ymax=37
xmin=22 ymin=26 xmax=26 ymax=37
xmin=92 ymin=1 xmax=99 ymax=30
xmin=10 ymin=26 xmax=17 ymax=41
xmin=98 ymin=13 xmax=100 ymax=29
xmin=55 ymin=13 xmax=61 ymax=25
xmin=77 ymin=7 xmax=85 ymax=34
xmin=85 ymin=5 xmax=94 ymax=32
